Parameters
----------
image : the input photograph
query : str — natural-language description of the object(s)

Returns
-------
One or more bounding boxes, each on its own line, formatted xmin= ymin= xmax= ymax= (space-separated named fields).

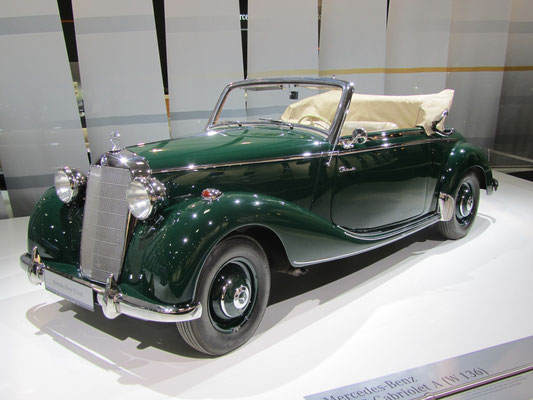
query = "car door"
xmin=331 ymin=128 xmax=433 ymax=231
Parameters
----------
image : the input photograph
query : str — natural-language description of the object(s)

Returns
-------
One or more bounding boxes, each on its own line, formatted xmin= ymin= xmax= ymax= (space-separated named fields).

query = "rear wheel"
xmin=436 ymin=171 xmax=480 ymax=240
xmin=177 ymin=236 xmax=270 ymax=356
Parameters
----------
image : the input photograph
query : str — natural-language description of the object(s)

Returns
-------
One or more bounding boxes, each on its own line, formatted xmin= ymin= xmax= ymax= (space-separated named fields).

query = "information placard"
xmin=44 ymin=270 xmax=94 ymax=311
xmin=305 ymin=336 xmax=533 ymax=400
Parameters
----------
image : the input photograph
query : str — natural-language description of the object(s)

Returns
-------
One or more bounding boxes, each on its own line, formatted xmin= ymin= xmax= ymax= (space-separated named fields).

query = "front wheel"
xmin=177 ymin=235 xmax=270 ymax=356
xmin=436 ymin=171 xmax=480 ymax=240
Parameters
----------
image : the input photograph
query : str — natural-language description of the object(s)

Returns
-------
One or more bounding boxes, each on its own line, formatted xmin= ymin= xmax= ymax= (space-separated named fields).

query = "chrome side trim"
xmin=340 ymin=213 xmax=441 ymax=241
xmin=150 ymin=136 xmax=456 ymax=175
xmin=334 ymin=133 xmax=455 ymax=158
xmin=20 ymin=248 xmax=202 ymax=323
xmin=152 ymin=151 xmax=328 ymax=174
xmin=339 ymin=138 xmax=434 ymax=156
xmin=293 ymin=213 xmax=440 ymax=266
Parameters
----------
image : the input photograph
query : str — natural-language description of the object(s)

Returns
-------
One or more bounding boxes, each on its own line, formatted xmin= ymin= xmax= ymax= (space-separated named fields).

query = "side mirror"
xmin=342 ymin=127 xmax=368 ymax=149
xmin=353 ymin=127 xmax=368 ymax=144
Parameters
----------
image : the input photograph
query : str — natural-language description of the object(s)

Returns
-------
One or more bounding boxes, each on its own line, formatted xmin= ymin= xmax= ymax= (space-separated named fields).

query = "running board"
xmin=340 ymin=213 xmax=441 ymax=242
xmin=293 ymin=213 xmax=441 ymax=266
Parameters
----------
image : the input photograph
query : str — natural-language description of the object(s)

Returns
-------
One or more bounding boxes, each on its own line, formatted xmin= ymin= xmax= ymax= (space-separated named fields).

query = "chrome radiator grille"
xmin=80 ymin=165 xmax=131 ymax=283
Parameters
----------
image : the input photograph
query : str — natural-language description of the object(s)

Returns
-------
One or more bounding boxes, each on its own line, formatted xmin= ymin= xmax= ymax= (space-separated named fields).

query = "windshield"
xmin=209 ymin=82 xmax=345 ymax=137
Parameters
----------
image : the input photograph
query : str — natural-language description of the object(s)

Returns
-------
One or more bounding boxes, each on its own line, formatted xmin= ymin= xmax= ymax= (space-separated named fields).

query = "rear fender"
xmin=439 ymin=142 xmax=493 ymax=196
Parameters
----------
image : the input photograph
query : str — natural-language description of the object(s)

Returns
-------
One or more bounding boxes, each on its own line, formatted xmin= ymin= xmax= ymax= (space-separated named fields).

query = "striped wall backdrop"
xmin=0 ymin=0 xmax=532 ymax=217
xmin=72 ymin=0 xmax=170 ymax=158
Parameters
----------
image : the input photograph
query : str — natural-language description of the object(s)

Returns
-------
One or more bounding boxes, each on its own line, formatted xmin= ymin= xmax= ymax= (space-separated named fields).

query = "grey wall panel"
xmin=246 ymin=0 xmax=318 ymax=112
xmin=73 ymin=0 xmax=169 ymax=159
xmin=495 ymin=0 xmax=533 ymax=158
xmin=0 ymin=0 xmax=89 ymax=216
xmin=445 ymin=0 xmax=512 ymax=148
xmin=248 ymin=0 xmax=318 ymax=79
xmin=446 ymin=71 xmax=509 ymax=148
xmin=0 ymin=192 xmax=8 ymax=220
xmin=165 ymin=0 xmax=243 ymax=138
xmin=495 ymin=71 xmax=533 ymax=158
xmin=320 ymin=0 xmax=387 ymax=94
xmin=385 ymin=0 xmax=453 ymax=95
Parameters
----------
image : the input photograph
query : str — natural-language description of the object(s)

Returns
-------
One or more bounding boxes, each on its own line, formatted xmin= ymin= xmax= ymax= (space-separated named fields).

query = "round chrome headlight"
xmin=54 ymin=167 xmax=87 ymax=203
xmin=126 ymin=177 xmax=166 ymax=220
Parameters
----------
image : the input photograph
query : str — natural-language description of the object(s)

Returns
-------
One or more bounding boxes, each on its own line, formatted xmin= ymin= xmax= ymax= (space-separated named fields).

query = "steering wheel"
xmin=297 ymin=114 xmax=332 ymax=130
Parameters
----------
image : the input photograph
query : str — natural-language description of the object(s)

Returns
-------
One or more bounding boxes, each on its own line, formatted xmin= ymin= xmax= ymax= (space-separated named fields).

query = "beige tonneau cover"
xmin=281 ymin=89 xmax=455 ymax=136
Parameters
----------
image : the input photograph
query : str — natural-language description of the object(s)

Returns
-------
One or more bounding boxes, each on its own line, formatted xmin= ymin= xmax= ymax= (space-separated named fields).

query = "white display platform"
xmin=1 ymin=171 xmax=532 ymax=400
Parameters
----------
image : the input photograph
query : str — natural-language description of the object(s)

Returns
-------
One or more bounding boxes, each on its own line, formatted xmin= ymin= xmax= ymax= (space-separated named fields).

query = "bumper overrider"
xmin=20 ymin=247 xmax=202 ymax=323
xmin=491 ymin=178 xmax=499 ymax=192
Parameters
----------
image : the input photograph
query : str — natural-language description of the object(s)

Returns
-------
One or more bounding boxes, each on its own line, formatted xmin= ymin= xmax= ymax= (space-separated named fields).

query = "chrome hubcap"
xmin=459 ymin=189 xmax=474 ymax=217
xmin=209 ymin=258 xmax=257 ymax=332
xmin=455 ymin=180 xmax=476 ymax=225
xmin=220 ymin=280 xmax=252 ymax=318
xmin=233 ymin=285 xmax=250 ymax=310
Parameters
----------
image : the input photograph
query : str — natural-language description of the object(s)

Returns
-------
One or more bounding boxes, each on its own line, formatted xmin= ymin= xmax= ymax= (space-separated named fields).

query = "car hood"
xmin=127 ymin=125 xmax=331 ymax=172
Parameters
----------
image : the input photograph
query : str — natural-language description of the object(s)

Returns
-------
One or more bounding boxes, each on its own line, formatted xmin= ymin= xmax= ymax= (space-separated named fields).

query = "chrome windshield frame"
xmin=206 ymin=78 xmax=355 ymax=145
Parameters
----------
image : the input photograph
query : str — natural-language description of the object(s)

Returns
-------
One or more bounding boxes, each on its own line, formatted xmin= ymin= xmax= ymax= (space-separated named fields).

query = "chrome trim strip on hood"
xmin=151 ymin=152 xmax=329 ymax=174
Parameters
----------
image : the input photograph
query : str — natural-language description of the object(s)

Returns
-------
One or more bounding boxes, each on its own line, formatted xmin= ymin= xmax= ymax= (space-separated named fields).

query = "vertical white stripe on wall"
xmin=495 ymin=0 xmax=533 ymax=158
xmin=385 ymin=0 xmax=453 ymax=95
xmin=320 ymin=0 xmax=387 ymax=94
xmin=0 ymin=192 xmax=8 ymax=219
xmin=0 ymin=0 xmax=89 ymax=216
xmin=248 ymin=0 xmax=318 ymax=78
xmin=446 ymin=0 xmax=511 ymax=148
xmin=73 ymin=0 xmax=169 ymax=159
xmin=165 ymin=0 xmax=243 ymax=138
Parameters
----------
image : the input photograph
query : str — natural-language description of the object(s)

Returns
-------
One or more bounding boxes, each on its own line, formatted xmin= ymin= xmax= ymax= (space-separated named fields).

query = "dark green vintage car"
xmin=21 ymin=78 xmax=498 ymax=355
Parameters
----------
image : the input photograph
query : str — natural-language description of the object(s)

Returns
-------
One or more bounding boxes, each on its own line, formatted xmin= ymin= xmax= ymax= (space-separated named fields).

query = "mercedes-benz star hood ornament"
xmin=110 ymin=130 xmax=121 ymax=151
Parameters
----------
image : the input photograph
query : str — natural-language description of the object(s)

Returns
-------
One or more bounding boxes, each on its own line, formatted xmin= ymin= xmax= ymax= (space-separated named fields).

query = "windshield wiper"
xmin=212 ymin=120 xmax=243 ymax=128
xmin=258 ymin=118 xmax=294 ymax=130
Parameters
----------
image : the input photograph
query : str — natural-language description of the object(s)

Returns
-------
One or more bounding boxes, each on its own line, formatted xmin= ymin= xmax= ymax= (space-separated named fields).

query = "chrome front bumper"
xmin=20 ymin=247 xmax=202 ymax=323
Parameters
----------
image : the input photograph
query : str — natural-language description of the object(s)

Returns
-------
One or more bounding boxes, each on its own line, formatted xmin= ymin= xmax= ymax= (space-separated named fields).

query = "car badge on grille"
xmin=110 ymin=130 xmax=121 ymax=151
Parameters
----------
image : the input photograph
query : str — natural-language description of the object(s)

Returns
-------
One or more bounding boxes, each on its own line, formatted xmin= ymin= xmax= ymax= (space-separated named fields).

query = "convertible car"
xmin=21 ymin=78 xmax=498 ymax=356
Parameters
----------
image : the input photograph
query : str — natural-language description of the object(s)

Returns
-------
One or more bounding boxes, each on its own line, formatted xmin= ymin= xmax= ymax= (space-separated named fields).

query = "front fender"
xmin=27 ymin=187 xmax=84 ymax=264
xmin=121 ymin=192 xmax=361 ymax=305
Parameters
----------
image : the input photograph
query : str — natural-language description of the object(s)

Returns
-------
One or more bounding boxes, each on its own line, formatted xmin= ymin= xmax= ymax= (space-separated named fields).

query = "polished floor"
xmin=1 ymin=171 xmax=532 ymax=400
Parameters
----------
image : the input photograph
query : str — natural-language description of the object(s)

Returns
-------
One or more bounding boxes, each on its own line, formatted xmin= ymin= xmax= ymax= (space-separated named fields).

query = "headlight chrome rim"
xmin=126 ymin=177 xmax=166 ymax=220
xmin=54 ymin=167 xmax=87 ymax=204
